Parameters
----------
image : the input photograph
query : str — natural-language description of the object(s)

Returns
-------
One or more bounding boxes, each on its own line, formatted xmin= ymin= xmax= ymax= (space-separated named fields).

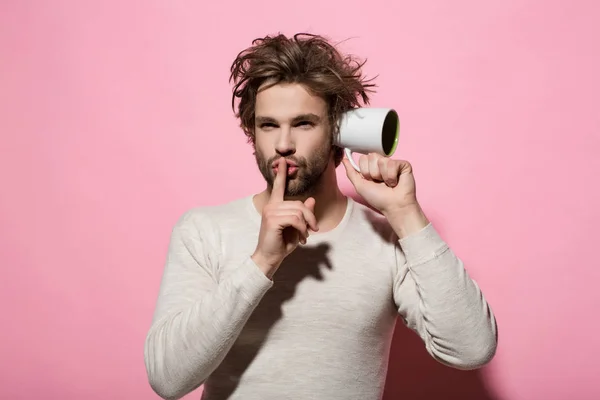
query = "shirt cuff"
xmin=234 ymin=257 xmax=275 ymax=304
xmin=398 ymin=222 xmax=450 ymax=266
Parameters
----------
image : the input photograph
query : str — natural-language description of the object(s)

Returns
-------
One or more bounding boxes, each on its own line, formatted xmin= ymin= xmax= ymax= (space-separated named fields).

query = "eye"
xmin=260 ymin=122 xmax=277 ymax=130
xmin=295 ymin=121 xmax=314 ymax=129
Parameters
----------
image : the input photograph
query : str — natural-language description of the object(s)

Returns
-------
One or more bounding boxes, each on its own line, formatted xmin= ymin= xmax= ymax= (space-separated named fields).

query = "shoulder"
xmin=348 ymin=198 xmax=397 ymax=243
xmin=171 ymin=195 xmax=255 ymax=235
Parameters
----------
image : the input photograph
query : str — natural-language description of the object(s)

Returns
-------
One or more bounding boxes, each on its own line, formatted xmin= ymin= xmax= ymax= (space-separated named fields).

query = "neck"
xmin=253 ymin=162 xmax=348 ymax=233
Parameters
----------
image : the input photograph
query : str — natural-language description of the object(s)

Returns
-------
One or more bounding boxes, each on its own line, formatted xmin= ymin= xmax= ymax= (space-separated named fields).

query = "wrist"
xmin=251 ymin=251 xmax=280 ymax=279
xmin=383 ymin=203 xmax=430 ymax=239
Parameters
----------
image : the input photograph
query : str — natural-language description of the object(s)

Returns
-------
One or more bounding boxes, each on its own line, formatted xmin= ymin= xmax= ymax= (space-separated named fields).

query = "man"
xmin=144 ymin=33 xmax=498 ymax=400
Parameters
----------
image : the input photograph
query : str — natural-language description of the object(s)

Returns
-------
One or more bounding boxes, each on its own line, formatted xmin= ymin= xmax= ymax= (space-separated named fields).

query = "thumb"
xmin=342 ymin=157 xmax=362 ymax=187
xmin=304 ymin=196 xmax=316 ymax=212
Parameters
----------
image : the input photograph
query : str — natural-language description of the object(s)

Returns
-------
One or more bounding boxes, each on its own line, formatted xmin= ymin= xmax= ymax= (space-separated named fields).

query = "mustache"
xmin=267 ymin=156 xmax=307 ymax=168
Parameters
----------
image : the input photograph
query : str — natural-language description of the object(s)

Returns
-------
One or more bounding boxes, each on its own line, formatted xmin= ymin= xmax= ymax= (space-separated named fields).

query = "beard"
xmin=255 ymin=143 xmax=332 ymax=198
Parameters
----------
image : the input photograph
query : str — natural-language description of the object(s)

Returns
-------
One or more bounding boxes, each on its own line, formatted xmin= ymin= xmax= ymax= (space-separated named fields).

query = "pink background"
xmin=1 ymin=1 xmax=599 ymax=399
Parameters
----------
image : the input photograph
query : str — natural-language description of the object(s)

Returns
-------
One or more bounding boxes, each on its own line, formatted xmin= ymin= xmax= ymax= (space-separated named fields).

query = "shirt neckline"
xmin=245 ymin=194 xmax=355 ymax=243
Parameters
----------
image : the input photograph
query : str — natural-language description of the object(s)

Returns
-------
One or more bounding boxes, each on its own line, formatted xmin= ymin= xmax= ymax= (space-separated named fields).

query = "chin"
xmin=287 ymin=183 xmax=316 ymax=198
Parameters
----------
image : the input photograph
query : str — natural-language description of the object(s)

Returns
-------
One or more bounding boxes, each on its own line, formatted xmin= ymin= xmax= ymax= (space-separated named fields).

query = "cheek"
xmin=304 ymin=130 xmax=331 ymax=151
xmin=253 ymin=135 xmax=272 ymax=154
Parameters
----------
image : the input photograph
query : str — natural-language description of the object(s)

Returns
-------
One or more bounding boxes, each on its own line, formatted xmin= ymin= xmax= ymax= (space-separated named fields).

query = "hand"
xmin=342 ymin=152 xmax=418 ymax=215
xmin=252 ymin=157 xmax=319 ymax=278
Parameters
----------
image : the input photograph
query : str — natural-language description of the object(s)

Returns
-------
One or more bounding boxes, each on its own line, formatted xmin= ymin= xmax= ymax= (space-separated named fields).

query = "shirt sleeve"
xmin=144 ymin=210 xmax=273 ymax=400
xmin=392 ymin=223 xmax=498 ymax=370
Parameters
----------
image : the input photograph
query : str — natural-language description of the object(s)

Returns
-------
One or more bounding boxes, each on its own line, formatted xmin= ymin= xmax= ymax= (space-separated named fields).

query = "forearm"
xmin=393 ymin=220 xmax=498 ymax=369
xmin=144 ymin=257 xmax=272 ymax=400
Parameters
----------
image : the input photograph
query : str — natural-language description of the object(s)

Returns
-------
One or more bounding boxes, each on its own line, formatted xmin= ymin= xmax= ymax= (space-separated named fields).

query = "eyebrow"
xmin=255 ymin=113 xmax=322 ymax=125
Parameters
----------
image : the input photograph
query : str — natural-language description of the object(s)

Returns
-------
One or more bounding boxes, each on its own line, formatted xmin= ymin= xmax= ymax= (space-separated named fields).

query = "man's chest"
xmin=217 ymin=232 xmax=398 ymax=338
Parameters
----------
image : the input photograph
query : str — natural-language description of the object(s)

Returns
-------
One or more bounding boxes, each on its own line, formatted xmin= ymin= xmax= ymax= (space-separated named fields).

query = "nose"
xmin=275 ymin=126 xmax=295 ymax=156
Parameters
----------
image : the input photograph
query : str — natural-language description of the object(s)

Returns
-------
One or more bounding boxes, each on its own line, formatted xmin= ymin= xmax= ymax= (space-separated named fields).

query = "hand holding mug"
xmin=342 ymin=152 xmax=418 ymax=215
xmin=337 ymin=108 xmax=419 ymax=214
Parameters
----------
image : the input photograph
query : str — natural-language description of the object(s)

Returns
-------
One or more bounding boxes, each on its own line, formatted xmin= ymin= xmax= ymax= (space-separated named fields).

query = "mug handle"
xmin=344 ymin=148 xmax=361 ymax=172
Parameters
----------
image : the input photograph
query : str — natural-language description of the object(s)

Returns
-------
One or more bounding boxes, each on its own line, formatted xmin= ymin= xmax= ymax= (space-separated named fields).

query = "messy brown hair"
xmin=229 ymin=33 xmax=376 ymax=166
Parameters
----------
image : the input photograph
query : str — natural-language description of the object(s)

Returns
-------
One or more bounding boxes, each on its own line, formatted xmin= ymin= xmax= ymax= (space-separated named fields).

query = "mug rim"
xmin=383 ymin=109 xmax=400 ymax=156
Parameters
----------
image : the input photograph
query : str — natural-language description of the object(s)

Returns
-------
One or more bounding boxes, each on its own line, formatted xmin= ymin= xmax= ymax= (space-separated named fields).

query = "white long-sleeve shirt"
xmin=144 ymin=195 xmax=497 ymax=400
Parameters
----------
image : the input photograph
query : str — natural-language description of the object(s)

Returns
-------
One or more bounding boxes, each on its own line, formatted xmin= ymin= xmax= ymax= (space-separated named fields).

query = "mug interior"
xmin=381 ymin=110 xmax=399 ymax=155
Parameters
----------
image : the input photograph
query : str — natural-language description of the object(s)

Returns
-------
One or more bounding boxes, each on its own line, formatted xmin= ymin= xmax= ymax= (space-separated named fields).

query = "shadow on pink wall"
xmin=383 ymin=323 xmax=496 ymax=400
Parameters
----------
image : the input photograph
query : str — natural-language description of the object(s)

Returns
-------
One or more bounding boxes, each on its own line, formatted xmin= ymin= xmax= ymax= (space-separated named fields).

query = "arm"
xmin=144 ymin=211 xmax=273 ymax=400
xmin=387 ymin=207 xmax=498 ymax=370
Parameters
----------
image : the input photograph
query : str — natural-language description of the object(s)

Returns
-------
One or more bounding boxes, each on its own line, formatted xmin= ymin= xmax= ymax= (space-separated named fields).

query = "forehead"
xmin=255 ymin=82 xmax=327 ymax=120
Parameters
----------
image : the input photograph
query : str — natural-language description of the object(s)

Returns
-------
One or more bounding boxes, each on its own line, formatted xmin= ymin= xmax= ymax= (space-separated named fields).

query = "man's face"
xmin=253 ymin=82 xmax=332 ymax=197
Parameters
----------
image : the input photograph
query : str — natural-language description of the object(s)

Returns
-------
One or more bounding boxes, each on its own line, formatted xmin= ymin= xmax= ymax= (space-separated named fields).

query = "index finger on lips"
xmin=269 ymin=157 xmax=287 ymax=203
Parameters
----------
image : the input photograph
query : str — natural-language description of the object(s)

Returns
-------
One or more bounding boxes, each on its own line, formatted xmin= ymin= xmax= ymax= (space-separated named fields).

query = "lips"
xmin=271 ymin=159 xmax=298 ymax=169
xmin=273 ymin=165 xmax=298 ymax=175
xmin=271 ymin=158 xmax=299 ymax=176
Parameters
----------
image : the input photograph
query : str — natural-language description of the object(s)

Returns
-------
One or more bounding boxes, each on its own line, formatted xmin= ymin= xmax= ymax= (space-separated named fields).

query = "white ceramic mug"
xmin=334 ymin=108 xmax=400 ymax=171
